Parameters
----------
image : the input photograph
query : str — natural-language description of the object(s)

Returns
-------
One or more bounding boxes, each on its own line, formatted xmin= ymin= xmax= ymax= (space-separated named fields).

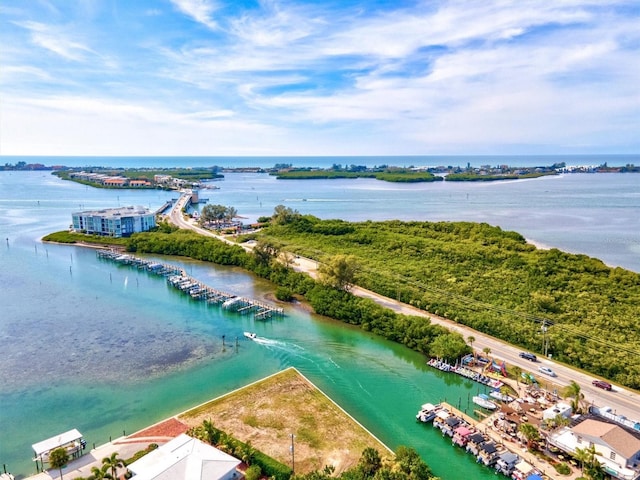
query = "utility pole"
xmin=542 ymin=320 xmax=549 ymax=357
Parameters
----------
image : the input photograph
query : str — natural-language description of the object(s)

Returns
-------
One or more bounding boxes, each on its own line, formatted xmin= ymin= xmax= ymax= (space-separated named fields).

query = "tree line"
xmin=253 ymin=213 xmax=640 ymax=389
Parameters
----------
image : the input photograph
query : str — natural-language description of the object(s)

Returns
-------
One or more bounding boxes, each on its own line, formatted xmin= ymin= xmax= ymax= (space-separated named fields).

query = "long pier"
xmin=96 ymin=249 xmax=284 ymax=319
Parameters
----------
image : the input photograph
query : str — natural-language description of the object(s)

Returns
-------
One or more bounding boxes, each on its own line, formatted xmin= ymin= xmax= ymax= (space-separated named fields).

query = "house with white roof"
xmin=127 ymin=433 xmax=243 ymax=480
xmin=548 ymin=418 xmax=640 ymax=480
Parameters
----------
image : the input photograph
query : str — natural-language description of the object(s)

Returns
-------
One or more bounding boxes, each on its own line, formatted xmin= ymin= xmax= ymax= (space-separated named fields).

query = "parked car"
xmin=592 ymin=380 xmax=612 ymax=391
xmin=519 ymin=352 xmax=537 ymax=362
xmin=539 ymin=366 xmax=557 ymax=377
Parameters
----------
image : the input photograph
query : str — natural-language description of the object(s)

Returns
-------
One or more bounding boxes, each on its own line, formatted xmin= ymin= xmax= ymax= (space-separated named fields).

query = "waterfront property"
xmin=72 ymin=206 xmax=156 ymax=237
xmin=126 ymin=433 xmax=241 ymax=480
xmin=548 ymin=417 xmax=640 ymax=480
xmin=31 ymin=429 xmax=86 ymax=474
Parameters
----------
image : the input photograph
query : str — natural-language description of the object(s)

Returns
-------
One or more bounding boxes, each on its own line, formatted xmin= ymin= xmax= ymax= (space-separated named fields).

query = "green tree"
xmin=48 ymin=447 xmax=69 ymax=480
xmin=101 ymin=452 xmax=124 ymax=480
xmin=518 ymin=423 xmax=541 ymax=449
xmin=319 ymin=254 xmax=360 ymax=291
xmin=564 ymin=380 xmax=585 ymax=414
xmin=512 ymin=365 xmax=522 ymax=385
xmin=272 ymin=205 xmax=301 ymax=225
xmin=245 ymin=465 xmax=262 ymax=480
xmin=429 ymin=332 xmax=469 ymax=362
xmin=573 ymin=446 xmax=590 ymax=474
xmin=358 ymin=447 xmax=382 ymax=477
xmin=394 ymin=445 xmax=433 ymax=480
xmin=88 ymin=464 xmax=113 ymax=480
xmin=200 ymin=204 xmax=228 ymax=225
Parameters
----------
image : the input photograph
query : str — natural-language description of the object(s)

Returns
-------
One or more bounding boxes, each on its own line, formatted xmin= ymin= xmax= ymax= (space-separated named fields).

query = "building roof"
xmin=573 ymin=419 xmax=640 ymax=458
xmin=32 ymin=429 xmax=83 ymax=456
xmin=127 ymin=434 xmax=241 ymax=480
xmin=73 ymin=206 xmax=152 ymax=218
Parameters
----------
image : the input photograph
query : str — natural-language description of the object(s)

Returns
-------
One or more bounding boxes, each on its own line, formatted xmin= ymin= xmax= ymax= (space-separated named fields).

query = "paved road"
xmin=168 ymin=193 xmax=640 ymax=423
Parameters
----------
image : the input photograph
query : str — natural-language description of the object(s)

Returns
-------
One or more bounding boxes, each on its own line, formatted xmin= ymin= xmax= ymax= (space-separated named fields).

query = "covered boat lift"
xmin=32 ymin=429 xmax=86 ymax=473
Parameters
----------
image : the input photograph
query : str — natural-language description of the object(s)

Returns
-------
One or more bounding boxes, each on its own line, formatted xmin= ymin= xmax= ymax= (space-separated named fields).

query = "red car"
xmin=592 ymin=380 xmax=612 ymax=391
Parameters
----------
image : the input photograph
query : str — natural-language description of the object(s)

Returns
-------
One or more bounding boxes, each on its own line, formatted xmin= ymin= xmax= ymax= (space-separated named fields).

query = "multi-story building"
xmin=72 ymin=206 xmax=156 ymax=237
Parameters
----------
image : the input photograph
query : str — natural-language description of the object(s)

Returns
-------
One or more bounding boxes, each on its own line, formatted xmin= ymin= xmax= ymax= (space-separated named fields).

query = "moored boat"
xmin=473 ymin=393 xmax=498 ymax=410
xmin=416 ymin=403 xmax=441 ymax=423
xmin=489 ymin=390 xmax=515 ymax=403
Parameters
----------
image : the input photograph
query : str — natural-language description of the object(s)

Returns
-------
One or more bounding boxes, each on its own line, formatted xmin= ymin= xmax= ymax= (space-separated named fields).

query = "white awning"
xmin=32 ymin=429 xmax=83 ymax=457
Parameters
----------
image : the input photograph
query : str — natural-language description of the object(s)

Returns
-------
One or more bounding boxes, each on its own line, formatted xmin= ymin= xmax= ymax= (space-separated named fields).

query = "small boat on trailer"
xmin=243 ymin=332 xmax=257 ymax=340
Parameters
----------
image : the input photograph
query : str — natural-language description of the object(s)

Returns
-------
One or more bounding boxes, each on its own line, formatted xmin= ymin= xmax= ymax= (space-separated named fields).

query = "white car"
xmin=539 ymin=366 xmax=557 ymax=377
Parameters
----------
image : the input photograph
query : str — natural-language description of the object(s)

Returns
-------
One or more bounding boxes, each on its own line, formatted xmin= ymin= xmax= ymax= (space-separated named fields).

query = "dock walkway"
xmin=96 ymin=250 xmax=284 ymax=319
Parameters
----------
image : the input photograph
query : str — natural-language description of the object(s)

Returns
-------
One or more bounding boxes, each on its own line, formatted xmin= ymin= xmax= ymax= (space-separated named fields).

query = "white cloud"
xmin=1 ymin=0 xmax=638 ymax=155
xmin=170 ymin=0 xmax=219 ymax=29
xmin=15 ymin=20 xmax=96 ymax=61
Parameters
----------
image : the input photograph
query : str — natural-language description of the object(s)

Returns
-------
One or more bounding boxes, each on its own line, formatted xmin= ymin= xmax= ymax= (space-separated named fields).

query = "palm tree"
xmin=512 ymin=365 xmax=522 ymax=385
xmin=89 ymin=465 xmax=113 ymax=480
xmin=482 ymin=346 xmax=491 ymax=359
xmin=573 ymin=447 xmax=590 ymax=475
xmin=48 ymin=447 xmax=69 ymax=480
xmin=565 ymin=380 xmax=585 ymax=413
xmin=518 ymin=422 xmax=541 ymax=450
xmin=101 ymin=452 xmax=124 ymax=480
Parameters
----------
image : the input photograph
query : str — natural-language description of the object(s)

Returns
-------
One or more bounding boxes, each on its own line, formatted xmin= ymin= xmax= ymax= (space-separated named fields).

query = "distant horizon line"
xmin=2 ymin=153 xmax=638 ymax=158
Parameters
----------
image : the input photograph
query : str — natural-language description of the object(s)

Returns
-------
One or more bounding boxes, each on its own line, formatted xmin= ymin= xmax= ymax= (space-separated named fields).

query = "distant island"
xmin=1 ymin=160 xmax=638 ymax=188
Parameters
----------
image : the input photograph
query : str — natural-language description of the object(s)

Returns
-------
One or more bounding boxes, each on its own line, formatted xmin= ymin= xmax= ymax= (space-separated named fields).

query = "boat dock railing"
xmin=96 ymin=249 xmax=284 ymax=319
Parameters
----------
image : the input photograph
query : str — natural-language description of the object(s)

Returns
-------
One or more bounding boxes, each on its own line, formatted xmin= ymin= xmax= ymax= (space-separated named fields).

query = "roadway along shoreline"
xmin=168 ymin=192 xmax=640 ymax=422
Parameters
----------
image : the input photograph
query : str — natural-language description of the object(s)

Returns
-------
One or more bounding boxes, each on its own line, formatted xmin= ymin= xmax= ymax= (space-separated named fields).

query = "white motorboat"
xmin=489 ymin=391 xmax=515 ymax=403
xmin=243 ymin=332 xmax=257 ymax=340
xmin=472 ymin=394 xmax=498 ymax=410
xmin=416 ymin=403 xmax=441 ymax=422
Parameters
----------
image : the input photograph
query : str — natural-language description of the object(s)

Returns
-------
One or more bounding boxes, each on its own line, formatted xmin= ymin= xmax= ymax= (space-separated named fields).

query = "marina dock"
xmin=96 ymin=250 xmax=284 ymax=319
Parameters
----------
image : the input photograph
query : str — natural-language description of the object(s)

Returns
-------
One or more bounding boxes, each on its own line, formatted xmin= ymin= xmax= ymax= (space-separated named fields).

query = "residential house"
xmin=127 ymin=433 xmax=242 ymax=480
xmin=548 ymin=417 xmax=640 ymax=480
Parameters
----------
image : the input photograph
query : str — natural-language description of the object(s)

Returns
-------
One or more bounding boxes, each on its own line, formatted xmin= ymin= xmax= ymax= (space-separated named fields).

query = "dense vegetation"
xmin=43 ymin=231 xmax=128 ymax=247
xmin=274 ymin=169 xmax=442 ymax=183
xmin=253 ymin=216 xmax=640 ymax=389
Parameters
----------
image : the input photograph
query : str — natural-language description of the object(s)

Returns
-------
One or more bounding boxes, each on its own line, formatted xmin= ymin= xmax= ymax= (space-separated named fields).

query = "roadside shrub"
xmin=245 ymin=465 xmax=262 ymax=480
xmin=554 ymin=462 xmax=571 ymax=475
xmin=253 ymin=450 xmax=292 ymax=480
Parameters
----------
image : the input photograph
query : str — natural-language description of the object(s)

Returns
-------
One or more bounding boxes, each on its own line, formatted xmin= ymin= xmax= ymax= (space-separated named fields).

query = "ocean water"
xmin=0 ymin=162 xmax=638 ymax=479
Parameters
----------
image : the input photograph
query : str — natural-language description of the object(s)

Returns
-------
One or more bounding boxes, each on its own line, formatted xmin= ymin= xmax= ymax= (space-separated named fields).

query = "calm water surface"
xmin=1 ymin=167 xmax=638 ymax=479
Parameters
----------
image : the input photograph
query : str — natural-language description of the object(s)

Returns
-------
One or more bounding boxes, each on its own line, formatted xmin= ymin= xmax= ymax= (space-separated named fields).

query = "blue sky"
xmin=1 ymin=0 xmax=639 ymax=156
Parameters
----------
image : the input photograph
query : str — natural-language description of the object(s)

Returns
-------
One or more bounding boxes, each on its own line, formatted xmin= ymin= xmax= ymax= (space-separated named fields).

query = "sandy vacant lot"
xmin=179 ymin=368 xmax=391 ymax=474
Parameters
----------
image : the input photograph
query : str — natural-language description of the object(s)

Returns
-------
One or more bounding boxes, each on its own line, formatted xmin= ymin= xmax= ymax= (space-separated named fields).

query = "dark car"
xmin=592 ymin=380 xmax=612 ymax=391
xmin=519 ymin=352 xmax=537 ymax=362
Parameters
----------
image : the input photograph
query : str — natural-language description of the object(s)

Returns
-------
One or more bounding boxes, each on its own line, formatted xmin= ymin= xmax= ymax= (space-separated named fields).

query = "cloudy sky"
xmin=1 ymin=0 xmax=639 ymax=156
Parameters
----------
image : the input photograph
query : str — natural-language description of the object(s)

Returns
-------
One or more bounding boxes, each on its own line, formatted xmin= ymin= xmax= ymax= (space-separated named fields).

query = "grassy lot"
xmin=179 ymin=368 xmax=391 ymax=474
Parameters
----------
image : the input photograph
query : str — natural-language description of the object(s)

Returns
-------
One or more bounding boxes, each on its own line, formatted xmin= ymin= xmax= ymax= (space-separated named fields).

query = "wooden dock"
xmin=96 ymin=249 xmax=284 ymax=319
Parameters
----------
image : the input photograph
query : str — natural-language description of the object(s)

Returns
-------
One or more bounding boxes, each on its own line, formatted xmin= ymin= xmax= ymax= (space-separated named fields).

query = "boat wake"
xmin=251 ymin=337 xmax=307 ymax=355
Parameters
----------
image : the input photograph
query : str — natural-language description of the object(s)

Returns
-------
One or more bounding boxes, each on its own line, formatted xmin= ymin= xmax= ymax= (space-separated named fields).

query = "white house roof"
xmin=128 ymin=434 xmax=241 ymax=480
xmin=32 ymin=429 xmax=83 ymax=456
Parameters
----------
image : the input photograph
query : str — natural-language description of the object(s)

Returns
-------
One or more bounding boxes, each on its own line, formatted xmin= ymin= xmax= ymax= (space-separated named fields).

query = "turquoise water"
xmin=1 ymin=166 xmax=638 ymax=479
